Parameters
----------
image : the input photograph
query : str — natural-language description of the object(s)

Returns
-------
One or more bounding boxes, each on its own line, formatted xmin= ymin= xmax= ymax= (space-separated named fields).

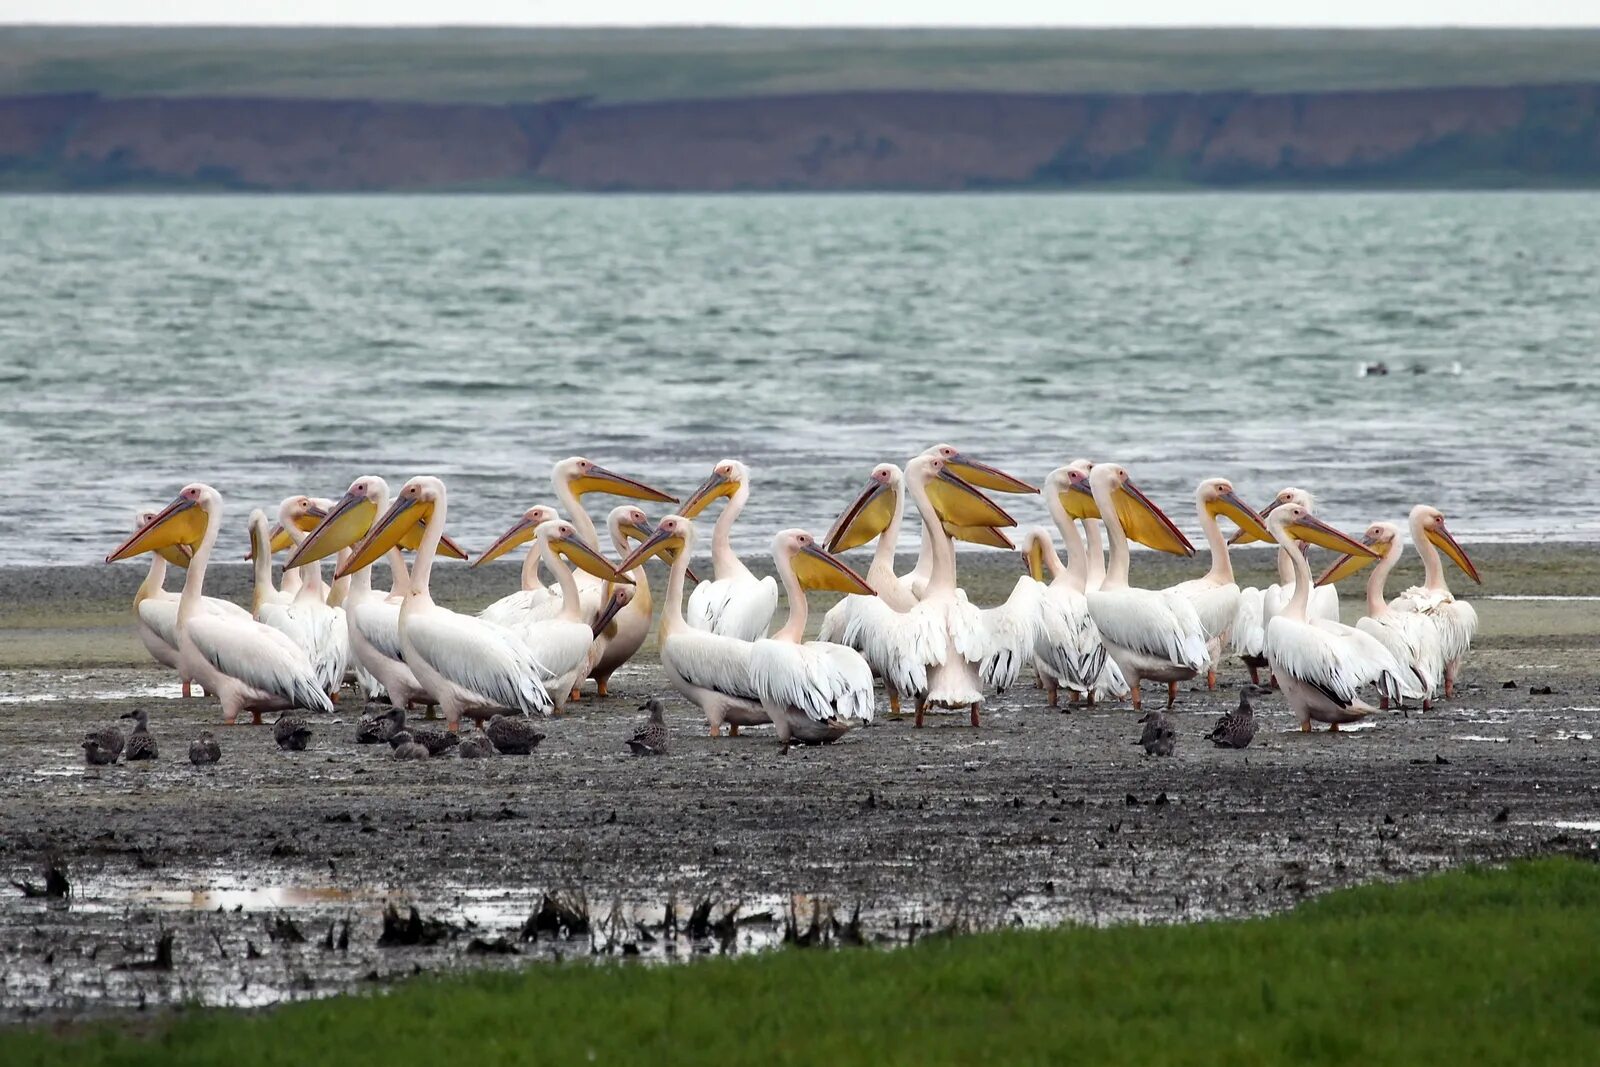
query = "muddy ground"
xmin=1 ymin=552 xmax=1598 ymax=1022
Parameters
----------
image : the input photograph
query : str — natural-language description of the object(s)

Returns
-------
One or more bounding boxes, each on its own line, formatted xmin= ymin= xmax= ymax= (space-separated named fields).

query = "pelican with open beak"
xmin=1162 ymin=478 xmax=1273 ymax=689
xmin=1261 ymin=503 xmax=1408 ymax=731
xmin=681 ymin=459 xmax=780 ymax=642
xmin=338 ymin=476 xmax=552 ymax=732
xmin=107 ymin=484 xmax=333 ymax=725
xmin=748 ymin=529 xmax=876 ymax=752
xmin=1386 ymin=505 xmax=1480 ymax=699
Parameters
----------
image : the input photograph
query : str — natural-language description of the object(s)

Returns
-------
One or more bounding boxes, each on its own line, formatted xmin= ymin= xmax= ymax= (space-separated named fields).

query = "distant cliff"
xmin=2 ymin=85 xmax=1597 ymax=191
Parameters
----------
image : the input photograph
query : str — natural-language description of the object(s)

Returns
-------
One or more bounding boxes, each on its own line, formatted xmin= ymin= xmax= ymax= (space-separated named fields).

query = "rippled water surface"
xmin=4 ymin=192 xmax=1598 ymax=562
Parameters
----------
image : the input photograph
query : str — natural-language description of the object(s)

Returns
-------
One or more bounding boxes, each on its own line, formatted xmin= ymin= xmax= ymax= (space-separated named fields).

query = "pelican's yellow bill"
xmin=1114 ymin=481 xmax=1195 ymax=557
xmin=107 ymin=496 xmax=207 ymax=563
xmin=927 ymin=469 xmax=1015 ymax=529
xmin=1426 ymin=524 xmax=1482 ymax=584
xmin=792 ymin=543 xmax=873 ymax=595
xmin=946 ymin=522 xmax=1015 ymax=550
xmin=826 ymin=480 xmax=896 ymax=552
xmin=571 ymin=465 xmax=678 ymax=505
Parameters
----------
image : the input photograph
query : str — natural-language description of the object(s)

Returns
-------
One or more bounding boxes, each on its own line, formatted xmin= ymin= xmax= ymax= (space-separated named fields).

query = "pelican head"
xmin=910 ymin=453 xmax=1017 ymax=531
xmin=136 ymin=509 xmax=194 ymax=569
xmin=1058 ymin=458 xmax=1097 ymax=520
xmin=593 ymin=583 xmax=636 ymax=636
xmin=472 ymin=504 xmax=562 ymax=567
xmin=108 ymin=483 xmax=218 ymax=562
xmin=1231 ymin=486 xmax=1316 ymax=546
xmin=534 ymin=519 xmax=633 ymax=585
xmin=923 ymin=444 xmax=1039 ymax=495
xmin=772 ymin=529 xmax=874 ymax=595
xmin=293 ymin=475 xmax=468 ymax=569
xmin=1197 ymin=478 xmax=1273 ymax=542
xmin=245 ymin=496 xmax=324 ymax=561
xmin=1020 ymin=527 xmax=1054 ymax=583
xmin=1317 ymin=521 xmax=1401 ymax=586
xmin=610 ymin=505 xmax=655 ymax=547
xmin=340 ymin=475 xmax=445 ymax=578
xmin=615 ymin=514 xmax=695 ymax=572
xmin=1265 ymin=502 xmax=1377 ymax=558
xmin=826 ymin=462 xmax=902 ymax=552
xmin=1411 ymin=504 xmax=1480 ymax=583
xmin=681 ymin=459 xmax=748 ymax=518
xmin=1086 ymin=464 xmax=1195 ymax=557
xmin=556 ymin=456 xmax=677 ymax=504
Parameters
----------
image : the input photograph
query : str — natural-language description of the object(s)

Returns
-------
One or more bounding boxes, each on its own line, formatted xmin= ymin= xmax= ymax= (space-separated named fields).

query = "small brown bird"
xmin=188 ymin=730 xmax=222 ymax=765
xmin=356 ymin=706 xmax=402 ymax=745
xmin=1137 ymin=709 xmax=1176 ymax=757
xmin=121 ymin=709 xmax=158 ymax=761
xmin=82 ymin=738 xmax=118 ymax=766
xmin=1208 ymin=692 xmax=1258 ymax=749
xmin=84 ymin=722 xmax=125 ymax=760
xmin=389 ymin=731 xmax=430 ymax=760
xmin=458 ymin=734 xmax=496 ymax=759
xmin=485 ymin=713 xmax=545 ymax=755
xmin=625 ymin=698 xmax=670 ymax=756
xmin=274 ymin=714 xmax=313 ymax=752
xmin=407 ymin=727 xmax=459 ymax=757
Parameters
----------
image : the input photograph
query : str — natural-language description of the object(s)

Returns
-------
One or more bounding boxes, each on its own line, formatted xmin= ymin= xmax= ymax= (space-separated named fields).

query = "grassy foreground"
xmin=9 ymin=858 xmax=1600 ymax=1066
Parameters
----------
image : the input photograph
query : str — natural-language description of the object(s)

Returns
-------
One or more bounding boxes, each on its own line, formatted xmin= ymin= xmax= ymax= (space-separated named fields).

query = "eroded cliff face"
xmin=1 ymin=85 xmax=1596 ymax=191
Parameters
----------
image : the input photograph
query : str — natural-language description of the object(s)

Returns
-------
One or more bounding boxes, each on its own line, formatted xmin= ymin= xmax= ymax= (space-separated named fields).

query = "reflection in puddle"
xmin=1545 ymin=820 xmax=1600 ymax=832
xmin=1452 ymin=735 xmax=1510 ymax=743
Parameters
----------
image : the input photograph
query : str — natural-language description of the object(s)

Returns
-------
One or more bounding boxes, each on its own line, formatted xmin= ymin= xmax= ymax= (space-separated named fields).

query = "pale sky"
xmin=5 ymin=1 xmax=1600 ymax=27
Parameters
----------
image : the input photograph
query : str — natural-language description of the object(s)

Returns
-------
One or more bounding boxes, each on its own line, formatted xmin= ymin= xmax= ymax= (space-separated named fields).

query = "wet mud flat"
xmin=3 ymin=645 xmax=1599 ymax=1023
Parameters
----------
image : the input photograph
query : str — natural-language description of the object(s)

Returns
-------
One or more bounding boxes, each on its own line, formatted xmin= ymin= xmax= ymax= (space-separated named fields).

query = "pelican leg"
xmin=969 ymin=703 xmax=982 ymax=728
xmin=1166 ymin=681 xmax=1177 ymax=709
xmin=425 ymin=705 xmax=439 ymax=720
xmin=1329 ymin=722 xmax=1340 ymax=733
xmin=568 ymin=687 xmax=582 ymax=703
xmin=1045 ymin=678 xmax=1059 ymax=709
xmin=1444 ymin=662 xmax=1458 ymax=699
xmin=250 ymin=710 xmax=264 ymax=726
xmin=1423 ymin=698 xmax=1433 ymax=712
xmin=182 ymin=679 xmax=193 ymax=699
xmin=1380 ymin=694 xmax=1390 ymax=711
xmin=888 ymin=689 xmax=902 ymax=718
xmin=1086 ymin=691 xmax=1096 ymax=707
xmin=1300 ymin=720 xmax=1311 ymax=732
xmin=1206 ymin=668 xmax=1216 ymax=691
xmin=915 ymin=703 xmax=926 ymax=729
xmin=1129 ymin=680 xmax=1142 ymax=712
xmin=1269 ymin=674 xmax=1279 ymax=690
xmin=596 ymin=678 xmax=610 ymax=698
xmin=1248 ymin=665 xmax=1260 ymax=686
xmin=729 ymin=725 xmax=740 ymax=737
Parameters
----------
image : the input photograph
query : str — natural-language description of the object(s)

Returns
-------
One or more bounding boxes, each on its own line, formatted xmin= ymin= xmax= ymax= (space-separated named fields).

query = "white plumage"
xmin=1088 ymin=585 xmax=1209 ymax=682
xmin=185 ymin=610 xmax=335 ymax=717
xmin=975 ymin=576 xmax=1044 ymax=693
xmin=686 ymin=574 xmax=780 ymax=641
xmin=749 ymin=640 xmax=875 ymax=727
xmin=401 ymin=603 xmax=552 ymax=720
xmin=1265 ymin=614 xmax=1405 ymax=727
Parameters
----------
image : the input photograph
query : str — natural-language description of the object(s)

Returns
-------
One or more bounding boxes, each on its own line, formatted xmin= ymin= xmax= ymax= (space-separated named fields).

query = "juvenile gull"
xmin=84 ymin=722 xmax=125 ymax=760
xmin=82 ymin=738 xmax=118 ymax=766
xmin=356 ymin=706 xmax=402 ymax=745
xmin=625 ymin=697 xmax=670 ymax=756
xmin=274 ymin=713 xmax=313 ymax=752
xmin=389 ymin=730 xmax=430 ymax=761
xmin=1137 ymin=709 xmax=1176 ymax=757
xmin=458 ymin=734 xmax=496 ymax=759
xmin=485 ymin=713 xmax=545 ymax=755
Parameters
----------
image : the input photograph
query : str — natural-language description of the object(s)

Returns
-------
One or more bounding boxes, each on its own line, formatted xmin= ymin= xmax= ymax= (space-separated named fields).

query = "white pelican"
xmin=107 ymin=484 xmax=333 ymax=725
xmin=1316 ymin=522 xmax=1443 ymax=710
xmin=1388 ymin=504 xmax=1480 ymax=698
xmin=473 ymin=505 xmax=564 ymax=630
xmin=246 ymin=501 xmax=312 ymax=617
xmin=584 ymin=505 xmax=661 ymax=696
xmin=1078 ymin=463 xmax=1206 ymax=711
xmin=285 ymin=476 xmax=437 ymax=712
xmin=127 ymin=511 xmax=249 ymax=698
xmin=1034 ymin=466 xmax=1130 ymax=706
xmin=1230 ymin=487 xmax=1341 ymax=684
xmin=552 ymin=455 xmax=677 ymax=559
xmin=616 ymin=515 xmax=768 ymax=737
xmin=680 ymin=459 xmax=779 ymax=641
xmin=338 ymin=476 xmax=553 ymax=732
xmin=1261 ymin=503 xmax=1405 ymax=731
xmin=258 ymin=496 xmax=349 ymax=699
xmin=749 ymin=529 xmax=877 ymax=752
xmin=1163 ymin=478 xmax=1273 ymax=689
xmin=503 ymin=520 xmax=633 ymax=712
xmin=863 ymin=453 xmax=1025 ymax=727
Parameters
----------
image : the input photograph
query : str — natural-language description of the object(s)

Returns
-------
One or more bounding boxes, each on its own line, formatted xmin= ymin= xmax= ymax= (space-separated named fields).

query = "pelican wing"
xmin=406 ymin=608 xmax=554 ymax=716
xmin=479 ymin=587 xmax=562 ymax=630
xmin=186 ymin=613 xmax=333 ymax=712
xmin=1035 ymin=583 xmax=1110 ymax=692
xmin=351 ymin=598 xmax=406 ymax=663
xmin=259 ymin=601 xmax=348 ymax=695
xmin=1268 ymin=616 xmax=1404 ymax=708
xmin=685 ymin=575 xmax=779 ymax=641
xmin=750 ymin=640 xmax=875 ymax=724
xmin=662 ymin=627 xmax=762 ymax=703
xmin=1087 ymin=588 xmax=1208 ymax=673
xmin=515 ymin=617 xmax=595 ymax=683
xmin=1231 ymin=586 xmax=1265 ymax=658
xmin=1168 ymin=579 xmax=1241 ymax=643
xmin=842 ymin=596 xmax=946 ymax=696
xmin=1356 ymin=615 xmax=1439 ymax=699
xmin=977 ymin=576 xmax=1045 ymax=692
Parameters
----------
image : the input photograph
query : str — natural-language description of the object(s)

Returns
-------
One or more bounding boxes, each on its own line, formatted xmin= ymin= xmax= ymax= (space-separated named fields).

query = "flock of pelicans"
xmin=102 ymin=447 xmax=1481 ymax=755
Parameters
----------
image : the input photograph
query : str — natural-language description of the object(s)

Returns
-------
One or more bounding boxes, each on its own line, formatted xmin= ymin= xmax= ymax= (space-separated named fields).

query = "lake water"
xmin=3 ymin=191 xmax=1598 ymax=564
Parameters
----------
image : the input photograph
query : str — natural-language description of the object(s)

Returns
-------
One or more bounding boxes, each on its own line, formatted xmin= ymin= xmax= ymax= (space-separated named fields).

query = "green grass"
xmin=8 ymin=857 xmax=1600 ymax=1066
xmin=5 ymin=26 xmax=1600 ymax=103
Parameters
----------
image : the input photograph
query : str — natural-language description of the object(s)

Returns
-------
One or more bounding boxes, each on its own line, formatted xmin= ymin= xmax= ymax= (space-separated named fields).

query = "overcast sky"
xmin=8 ymin=2 xmax=1600 ymax=27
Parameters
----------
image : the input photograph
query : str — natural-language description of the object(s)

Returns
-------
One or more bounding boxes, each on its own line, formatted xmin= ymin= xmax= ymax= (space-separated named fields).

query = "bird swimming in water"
xmin=389 ymin=730 xmax=430 ymax=760
xmin=625 ymin=697 xmax=670 ymax=756
xmin=1137 ymin=709 xmax=1176 ymax=756
xmin=188 ymin=730 xmax=221 ymax=765
xmin=485 ymin=713 xmax=545 ymax=755
xmin=121 ymin=709 xmax=158 ymax=761
xmin=82 ymin=738 xmax=118 ymax=766
xmin=458 ymin=734 xmax=496 ymax=759
xmin=274 ymin=713 xmax=312 ymax=751
xmin=1207 ymin=691 xmax=1258 ymax=749
xmin=356 ymin=706 xmax=402 ymax=745
xmin=84 ymin=722 xmax=125 ymax=760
